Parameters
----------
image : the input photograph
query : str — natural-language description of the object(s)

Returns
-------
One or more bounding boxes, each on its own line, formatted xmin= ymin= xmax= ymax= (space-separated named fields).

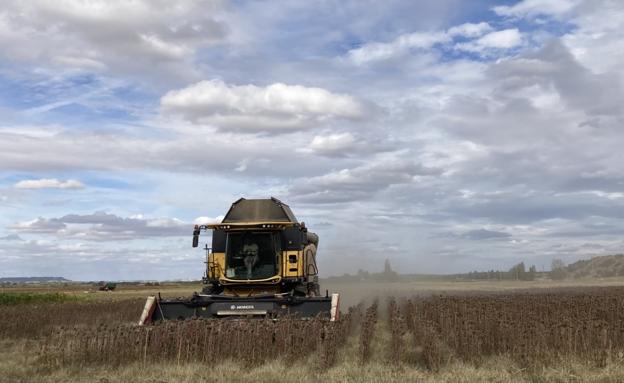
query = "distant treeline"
xmin=324 ymin=259 xmax=402 ymax=283
xmin=324 ymin=262 xmax=543 ymax=283
xmin=324 ymin=259 xmax=574 ymax=283
xmin=453 ymin=262 xmax=541 ymax=281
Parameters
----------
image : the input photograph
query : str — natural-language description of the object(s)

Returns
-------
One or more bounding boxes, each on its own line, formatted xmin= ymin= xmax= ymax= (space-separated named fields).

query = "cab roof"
xmin=221 ymin=197 xmax=298 ymax=224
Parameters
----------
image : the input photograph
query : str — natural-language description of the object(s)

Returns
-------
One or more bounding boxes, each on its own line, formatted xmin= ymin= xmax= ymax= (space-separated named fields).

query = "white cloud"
xmin=0 ymin=128 xmax=347 ymax=177
xmin=298 ymin=131 xmax=392 ymax=158
xmin=14 ymin=178 xmax=85 ymax=190
xmin=11 ymin=218 xmax=66 ymax=232
xmin=493 ymin=0 xmax=578 ymax=18
xmin=52 ymin=56 xmax=108 ymax=71
xmin=161 ymin=80 xmax=366 ymax=131
xmin=10 ymin=212 xmax=191 ymax=240
xmin=348 ymin=31 xmax=449 ymax=65
xmin=0 ymin=234 xmax=22 ymax=241
xmin=145 ymin=217 xmax=185 ymax=228
xmin=0 ymin=0 xmax=226 ymax=82
xmin=455 ymin=29 xmax=523 ymax=53
xmin=307 ymin=133 xmax=357 ymax=154
xmin=490 ymin=1 xmax=622 ymax=79
xmin=447 ymin=22 xmax=493 ymax=38
xmin=234 ymin=159 xmax=249 ymax=172
xmin=138 ymin=34 xmax=192 ymax=60
xmin=193 ymin=215 xmax=224 ymax=225
xmin=288 ymin=151 xmax=440 ymax=203
xmin=346 ymin=22 xmax=498 ymax=65
xmin=476 ymin=28 xmax=523 ymax=49
xmin=561 ymin=1 xmax=624 ymax=78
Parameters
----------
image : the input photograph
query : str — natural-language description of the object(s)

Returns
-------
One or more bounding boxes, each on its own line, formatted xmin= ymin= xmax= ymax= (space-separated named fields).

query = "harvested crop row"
xmin=359 ymin=301 xmax=378 ymax=364
xmin=387 ymin=297 xmax=405 ymax=364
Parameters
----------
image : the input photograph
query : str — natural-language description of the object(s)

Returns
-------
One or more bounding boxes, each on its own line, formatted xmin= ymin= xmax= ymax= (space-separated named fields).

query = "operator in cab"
xmin=242 ymin=238 xmax=259 ymax=279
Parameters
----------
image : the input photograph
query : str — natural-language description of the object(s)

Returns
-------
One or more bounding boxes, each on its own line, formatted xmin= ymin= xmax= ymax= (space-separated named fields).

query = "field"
xmin=4 ymin=281 xmax=624 ymax=382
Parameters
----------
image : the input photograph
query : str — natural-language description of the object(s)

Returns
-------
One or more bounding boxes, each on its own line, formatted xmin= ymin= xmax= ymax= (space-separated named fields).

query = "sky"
xmin=1 ymin=0 xmax=623 ymax=280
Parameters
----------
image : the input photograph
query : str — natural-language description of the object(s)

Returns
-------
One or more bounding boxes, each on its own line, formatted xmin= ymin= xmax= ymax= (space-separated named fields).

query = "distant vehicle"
xmin=98 ymin=282 xmax=117 ymax=291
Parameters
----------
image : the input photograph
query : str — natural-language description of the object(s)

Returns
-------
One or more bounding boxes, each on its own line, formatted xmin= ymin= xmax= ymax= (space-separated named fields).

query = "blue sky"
xmin=1 ymin=0 xmax=624 ymax=280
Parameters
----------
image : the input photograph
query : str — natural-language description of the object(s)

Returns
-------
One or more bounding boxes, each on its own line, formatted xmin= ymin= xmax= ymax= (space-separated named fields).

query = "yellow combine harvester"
xmin=140 ymin=198 xmax=339 ymax=323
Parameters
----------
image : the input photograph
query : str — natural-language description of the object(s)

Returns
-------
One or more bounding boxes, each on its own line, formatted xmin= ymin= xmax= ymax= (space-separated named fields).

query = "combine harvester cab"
xmin=140 ymin=198 xmax=339 ymax=324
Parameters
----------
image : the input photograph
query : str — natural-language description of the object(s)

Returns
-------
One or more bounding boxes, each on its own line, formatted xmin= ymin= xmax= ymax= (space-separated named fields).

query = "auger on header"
xmin=139 ymin=197 xmax=339 ymax=323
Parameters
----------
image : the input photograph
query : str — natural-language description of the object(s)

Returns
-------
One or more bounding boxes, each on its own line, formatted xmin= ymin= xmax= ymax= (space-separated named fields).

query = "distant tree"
xmin=551 ymin=259 xmax=567 ymax=280
xmin=508 ymin=262 xmax=526 ymax=280
xmin=551 ymin=258 xmax=565 ymax=270
xmin=518 ymin=262 xmax=526 ymax=278
xmin=526 ymin=265 xmax=537 ymax=281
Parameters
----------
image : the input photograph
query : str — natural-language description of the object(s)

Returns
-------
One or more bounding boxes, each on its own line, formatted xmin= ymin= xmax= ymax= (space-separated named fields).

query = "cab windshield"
xmin=225 ymin=232 xmax=279 ymax=280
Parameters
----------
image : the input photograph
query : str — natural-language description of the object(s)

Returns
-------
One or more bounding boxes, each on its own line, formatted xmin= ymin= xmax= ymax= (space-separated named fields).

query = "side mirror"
xmin=192 ymin=227 xmax=200 ymax=248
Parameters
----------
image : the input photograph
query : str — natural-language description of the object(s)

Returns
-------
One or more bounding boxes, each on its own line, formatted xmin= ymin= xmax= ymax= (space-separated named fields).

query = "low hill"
xmin=0 ymin=277 xmax=71 ymax=283
xmin=566 ymin=254 xmax=624 ymax=278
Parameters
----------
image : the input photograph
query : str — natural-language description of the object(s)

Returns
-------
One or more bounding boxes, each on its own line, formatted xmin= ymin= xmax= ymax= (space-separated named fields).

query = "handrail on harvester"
xmin=219 ymin=275 xmax=282 ymax=284
xmin=202 ymin=222 xmax=296 ymax=230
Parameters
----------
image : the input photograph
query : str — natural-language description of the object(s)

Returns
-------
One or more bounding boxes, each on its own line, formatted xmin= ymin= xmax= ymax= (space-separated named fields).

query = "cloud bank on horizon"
xmin=1 ymin=0 xmax=623 ymax=280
